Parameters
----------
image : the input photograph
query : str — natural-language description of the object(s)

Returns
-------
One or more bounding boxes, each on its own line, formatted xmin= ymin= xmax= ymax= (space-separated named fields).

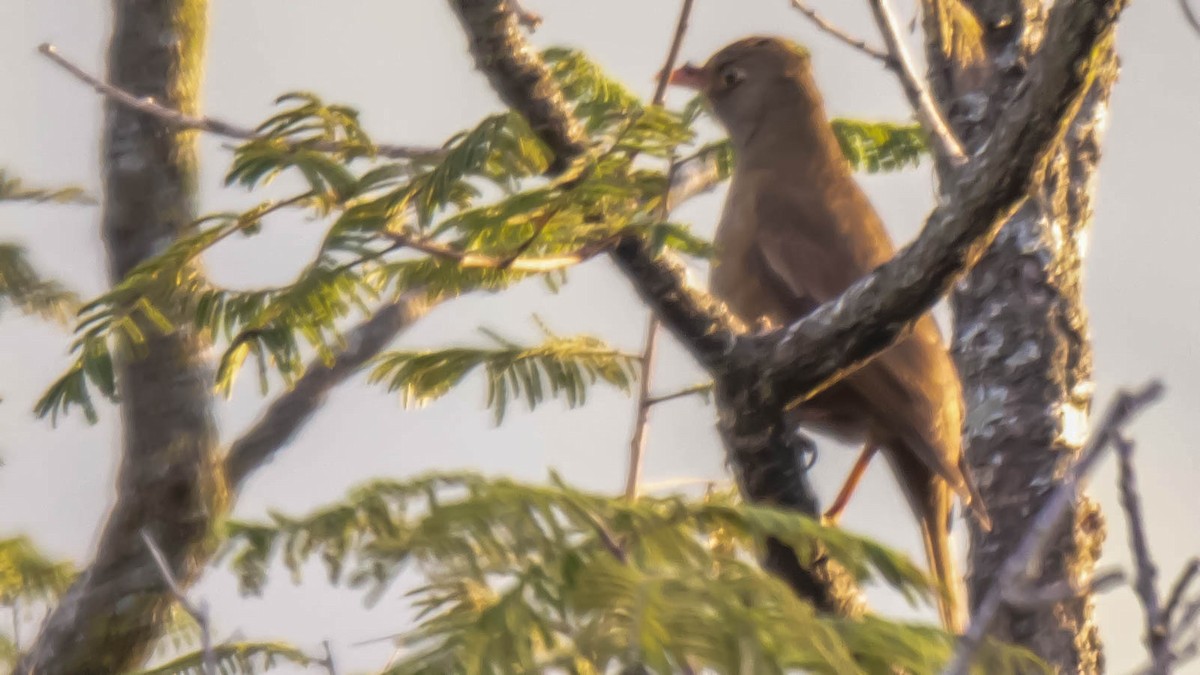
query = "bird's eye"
xmin=720 ymin=67 xmax=745 ymax=88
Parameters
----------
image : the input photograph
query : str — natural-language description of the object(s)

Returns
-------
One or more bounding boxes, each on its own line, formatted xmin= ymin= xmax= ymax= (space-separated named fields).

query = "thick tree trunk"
xmin=929 ymin=1 xmax=1118 ymax=671
xmin=17 ymin=2 xmax=221 ymax=673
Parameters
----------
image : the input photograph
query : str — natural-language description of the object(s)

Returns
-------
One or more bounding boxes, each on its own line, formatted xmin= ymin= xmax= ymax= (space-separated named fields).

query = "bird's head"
xmin=670 ymin=37 xmax=817 ymax=149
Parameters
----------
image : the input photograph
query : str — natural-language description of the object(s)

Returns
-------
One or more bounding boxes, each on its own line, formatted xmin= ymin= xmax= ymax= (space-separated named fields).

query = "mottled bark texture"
xmin=447 ymin=0 xmax=1124 ymax=620
xmin=17 ymin=1 xmax=220 ymax=673
xmin=925 ymin=0 xmax=1119 ymax=671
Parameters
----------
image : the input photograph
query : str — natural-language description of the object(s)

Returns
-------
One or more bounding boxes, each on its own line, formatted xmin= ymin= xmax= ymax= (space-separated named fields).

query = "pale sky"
xmin=2 ymin=1 xmax=1199 ymax=672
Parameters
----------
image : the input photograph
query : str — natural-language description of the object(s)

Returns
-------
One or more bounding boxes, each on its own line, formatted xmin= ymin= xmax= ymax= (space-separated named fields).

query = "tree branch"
xmin=445 ymin=0 xmax=1126 ymax=615
xmin=942 ymin=381 xmax=1164 ymax=675
xmin=141 ymin=531 xmax=215 ymax=675
xmin=38 ymin=43 xmax=444 ymax=162
xmin=1116 ymin=434 xmax=1171 ymax=673
xmin=866 ymin=0 xmax=966 ymax=166
xmin=788 ymin=0 xmax=893 ymax=65
xmin=1181 ymin=0 xmax=1200 ymax=37
xmin=1165 ymin=559 xmax=1200 ymax=628
xmin=624 ymin=315 xmax=659 ymax=500
xmin=224 ymin=294 xmax=433 ymax=488
xmin=385 ymin=231 xmax=614 ymax=273
xmin=626 ymin=0 xmax=696 ymax=501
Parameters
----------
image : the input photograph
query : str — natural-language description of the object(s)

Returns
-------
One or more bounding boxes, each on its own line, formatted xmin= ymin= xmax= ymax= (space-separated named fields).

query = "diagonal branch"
xmin=626 ymin=0 xmax=696 ymax=502
xmin=865 ymin=0 xmax=967 ymax=166
xmin=1182 ymin=0 xmax=1200 ymax=37
xmin=38 ymin=43 xmax=444 ymax=162
xmin=224 ymin=294 xmax=433 ymax=489
xmin=788 ymin=0 xmax=893 ymax=65
xmin=445 ymin=0 xmax=1127 ymax=613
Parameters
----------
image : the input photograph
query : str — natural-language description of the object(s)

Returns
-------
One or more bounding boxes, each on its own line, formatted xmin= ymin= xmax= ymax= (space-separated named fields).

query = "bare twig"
xmin=320 ymin=639 xmax=338 ymax=675
xmin=1181 ymin=0 xmax=1200 ymax=36
xmin=1117 ymin=434 xmax=1171 ymax=673
xmin=140 ymin=530 xmax=216 ymax=675
xmin=1166 ymin=559 xmax=1200 ymax=626
xmin=38 ymin=43 xmax=443 ymax=161
xmin=942 ymin=381 xmax=1164 ymax=675
xmin=624 ymin=0 xmax=695 ymax=502
xmin=651 ymin=0 xmax=697 ymax=105
xmin=624 ymin=315 xmax=660 ymax=500
xmin=788 ymin=0 xmax=893 ymax=65
xmin=645 ymin=382 xmax=714 ymax=407
xmin=865 ymin=0 xmax=967 ymax=166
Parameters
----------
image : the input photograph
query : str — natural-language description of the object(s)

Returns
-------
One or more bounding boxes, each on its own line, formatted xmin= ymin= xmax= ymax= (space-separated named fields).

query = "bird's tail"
xmin=919 ymin=479 xmax=968 ymax=634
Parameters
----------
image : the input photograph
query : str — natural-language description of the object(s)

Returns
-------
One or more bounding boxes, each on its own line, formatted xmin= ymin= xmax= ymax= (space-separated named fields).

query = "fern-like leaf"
xmin=369 ymin=328 xmax=640 ymax=423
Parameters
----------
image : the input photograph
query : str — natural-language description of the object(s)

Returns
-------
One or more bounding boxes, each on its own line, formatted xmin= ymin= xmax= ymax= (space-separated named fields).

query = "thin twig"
xmin=864 ymin=0 xmax=967 ymax=166
xmin=788 ymin=0 xmax=893 ymax=65
xmin=320 ymin=639 xmax=338 ymax=675
xmin=385 ymin=231 xmax=614 ymax=272
xmin=942 ymin=381 xmax=1165 ymax=675
xmin=1181 ymin=0 xmax=1200 ymax=37
xmin=1165 ymin=559 xmax=1200 ymax=627
xmin=645 ymin=381 xmax=714 ymax=407
xmin=1117 ymin=434 xmax=1171 ymax=673
xmin=140 ymin=530 xmax=216 ymax=675
xmin=38 ymin=44 xmax=443 ymax=161
xmin=651 ymin=0 xmax=697 ymax=106
xmin=624 ymin=0 xmax=696 ymax=502
xmin=625 ymin=315 xmax=660 ymax=501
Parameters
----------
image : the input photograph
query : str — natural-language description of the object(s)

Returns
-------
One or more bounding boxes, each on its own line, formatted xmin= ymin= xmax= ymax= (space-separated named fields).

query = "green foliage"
xmin=0 ymin=536 xmax=76 ymax=606
xmin=0 ymin=243 xmax=79 ymax=324
xmin=369 ymin=325 xmax=640 ymax=423
xmin=0 ymin=537 xmax=77 ymax=669
xmin=221 ymin=473 xmax=1043 ymax=674
xmin=0 ymin=170 xmax=93 ymax=205
xmin=39 ymin=50 xmax=712 ymax=424
xmin=31 ymin=49 xmax=921 ymax=434
xmin=831 ymin=119 xmax=929 ymax=173
xmin=678 ymin=118 xmax=927 ymax=190
xmin=134 ymin=641 xmax=315 ymax=675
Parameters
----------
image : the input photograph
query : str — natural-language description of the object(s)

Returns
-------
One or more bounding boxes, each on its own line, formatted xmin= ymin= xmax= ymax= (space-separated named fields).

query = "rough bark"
xmin=928 ymin=0 xmax=1120 ymax=671
xmin=447 ymin=0 xmax=1124 ymax=618
xmin=17 ymin=2 xmax=220 ymax=673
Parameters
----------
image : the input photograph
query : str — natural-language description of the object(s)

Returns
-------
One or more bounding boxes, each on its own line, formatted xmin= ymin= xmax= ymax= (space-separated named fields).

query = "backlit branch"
xmin=38 ymin=43 xmax=444 ymax=162
xmin=865 ymin=0 xmax=967 ymax=166
xmin=788 ymin=0 xmax=892 ymax=65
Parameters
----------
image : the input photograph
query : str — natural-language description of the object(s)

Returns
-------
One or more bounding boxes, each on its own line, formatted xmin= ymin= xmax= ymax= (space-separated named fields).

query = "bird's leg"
xmin=822 ymin=443 xmax=879 ymax=525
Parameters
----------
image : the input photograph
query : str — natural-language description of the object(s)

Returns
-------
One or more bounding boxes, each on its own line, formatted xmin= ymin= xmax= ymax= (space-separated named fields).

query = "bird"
xmin=669 ymin=36 xmax=989 ymax=633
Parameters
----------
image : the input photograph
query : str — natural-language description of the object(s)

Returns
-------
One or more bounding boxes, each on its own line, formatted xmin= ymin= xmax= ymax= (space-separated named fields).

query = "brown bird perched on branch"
xmin=670 ymin=36 xmax=989 ymax=632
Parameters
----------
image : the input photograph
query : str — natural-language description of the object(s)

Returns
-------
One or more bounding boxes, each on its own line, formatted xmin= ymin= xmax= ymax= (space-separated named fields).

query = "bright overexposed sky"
xmin=2 ymin=1 xmax=1199 ymax=672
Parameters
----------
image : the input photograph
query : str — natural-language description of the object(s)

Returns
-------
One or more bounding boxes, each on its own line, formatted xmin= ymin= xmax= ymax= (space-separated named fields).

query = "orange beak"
xmin=667 ymin=62 xmax=707 ymax=91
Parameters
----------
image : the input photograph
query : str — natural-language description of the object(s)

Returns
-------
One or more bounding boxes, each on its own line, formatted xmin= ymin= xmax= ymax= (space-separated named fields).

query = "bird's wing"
xmin=751 ymin=183 xmax=976 ymax=500
xmin=749 ymin=179 xmax=894 ymax=305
